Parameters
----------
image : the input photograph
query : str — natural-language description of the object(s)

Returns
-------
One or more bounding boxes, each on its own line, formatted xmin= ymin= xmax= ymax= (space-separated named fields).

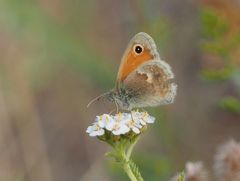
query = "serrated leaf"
xmin=105 ymin=152 xmax=116 ymax=157
xmin=129 ymin=159 xmax=144 ymax=181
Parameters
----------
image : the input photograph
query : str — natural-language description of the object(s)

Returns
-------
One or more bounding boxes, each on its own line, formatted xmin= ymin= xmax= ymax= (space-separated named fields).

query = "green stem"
xmin=109 ymin=137 xmax=143 ymax=181
xmin=123 ymin=137 xmax=143 ymax=181
xmin=126 ymin=137 xmax=140 ymax=160
xmin=123 ymin=157 xmax=138 ymax=181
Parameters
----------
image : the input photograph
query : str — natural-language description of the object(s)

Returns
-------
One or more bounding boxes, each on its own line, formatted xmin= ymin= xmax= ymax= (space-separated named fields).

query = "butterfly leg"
xmin=130 ymin=111 xmax=135 ymax=122
xmin=108 ymin=108 xmax=116 ymax=114
xmin=114 ymin=100 xmax=119 ymax=113
xmin=141 ymin=108 xmax=147 ymax=113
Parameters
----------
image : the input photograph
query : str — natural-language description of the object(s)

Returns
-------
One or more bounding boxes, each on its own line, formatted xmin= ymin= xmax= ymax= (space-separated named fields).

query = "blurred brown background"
xmin=0 ymin=0 xmax=240 ymax=180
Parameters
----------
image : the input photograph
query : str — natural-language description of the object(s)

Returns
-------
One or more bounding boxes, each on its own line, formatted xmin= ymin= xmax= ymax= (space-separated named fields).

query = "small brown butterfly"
xmin=88 ymin=32 xmax=177 ymax=111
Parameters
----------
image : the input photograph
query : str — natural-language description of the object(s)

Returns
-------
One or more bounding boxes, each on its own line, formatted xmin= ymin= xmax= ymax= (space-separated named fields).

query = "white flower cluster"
xmin=86 ymin=111 xmax=155 ymax=137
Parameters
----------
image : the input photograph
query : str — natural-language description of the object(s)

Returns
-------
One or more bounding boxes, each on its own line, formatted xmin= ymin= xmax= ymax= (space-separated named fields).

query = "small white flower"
xmin=123 ymin=114 xmax=142 ymax=134
xmin=131 ymin=111 xmax=146 ymax=126
xmin=131 ymin=111 xmax=155 ymax=126
xmin=111 ymin=122 xmax=130 ymax=135
xmin=86 ymin=111 xmax=156 ymax=137
xmin=105 ymin=119 xmax=115 ymax=131
xmin=142 ymin=112 xmax=155 ymax=124
xmin=86 ymin=122 xmax=105 ymax=137
xmin=105 ymin=113 xmax=130 ymax=135
xmin=95 ymin=114 xmax=115 ymax=128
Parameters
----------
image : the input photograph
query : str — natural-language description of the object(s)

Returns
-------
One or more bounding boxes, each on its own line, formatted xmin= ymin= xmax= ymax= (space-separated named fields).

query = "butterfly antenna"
xmin=87 ymin=92 xmax=109 ymax=108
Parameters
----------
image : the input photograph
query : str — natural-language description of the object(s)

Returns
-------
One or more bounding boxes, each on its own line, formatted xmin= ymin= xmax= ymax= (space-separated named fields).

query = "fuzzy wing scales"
xmin=122 ymin=60 xmax=177 ymax=109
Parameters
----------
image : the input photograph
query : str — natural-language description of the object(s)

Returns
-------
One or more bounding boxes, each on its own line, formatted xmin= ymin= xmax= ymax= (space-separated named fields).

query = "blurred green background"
xmin=0 ymin=0 xmax=240 ymax=180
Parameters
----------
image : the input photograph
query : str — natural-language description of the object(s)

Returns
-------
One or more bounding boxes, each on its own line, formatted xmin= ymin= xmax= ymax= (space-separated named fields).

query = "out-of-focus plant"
xmin=178 ymin=172 xmax=185 ymax=181
xmin=170 ymin=162 xmax=209 ymax=181
xmin=214 ymin=139 xmax=240 ymax=181
xmin=0 ymin=0 xmax=114 ymax=90
xmin=200 ymin=6 xmax=240 ymax=113
xmin=219 ymin=96 xmax=240 ymax=114
xmin=171 ymin=139 xmax=240 ymax=181
xmin=201 ymin=8 xmax=233 ymax=81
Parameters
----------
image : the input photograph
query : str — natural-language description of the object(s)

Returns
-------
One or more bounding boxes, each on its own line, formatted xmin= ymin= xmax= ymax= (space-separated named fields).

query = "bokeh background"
xmin=0 ymin=0 xmax=240 ymax=180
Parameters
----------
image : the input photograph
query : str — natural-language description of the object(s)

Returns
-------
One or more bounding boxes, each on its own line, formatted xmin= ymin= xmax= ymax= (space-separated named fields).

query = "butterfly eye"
xmin=133 ymin=44 xmax=144 ymax=55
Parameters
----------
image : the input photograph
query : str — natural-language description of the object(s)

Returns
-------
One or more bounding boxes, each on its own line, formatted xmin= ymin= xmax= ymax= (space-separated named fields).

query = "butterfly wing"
xmin=115 ymin=32 xmax=176 ymax=110
xmin=122 ymin=59 xmax=177 ymax=109
xmin=116 ymin=32 xmax=160 ymax=87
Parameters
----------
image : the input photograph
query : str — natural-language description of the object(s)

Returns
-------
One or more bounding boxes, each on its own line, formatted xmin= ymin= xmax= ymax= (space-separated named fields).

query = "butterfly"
xmin=88 ymin=32 xmax=177 ymax=111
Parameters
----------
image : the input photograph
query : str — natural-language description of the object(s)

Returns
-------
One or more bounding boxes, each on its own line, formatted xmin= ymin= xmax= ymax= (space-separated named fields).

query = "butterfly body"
xmin=89 ymin=32 xmax=177 ymax=111
xmin=105 ymin=88 xmax=135 ymax=111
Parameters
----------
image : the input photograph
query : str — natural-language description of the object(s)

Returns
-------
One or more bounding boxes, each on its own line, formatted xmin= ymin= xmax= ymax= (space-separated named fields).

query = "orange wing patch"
xmin=118 ymin=47 xmax=153 ymax=82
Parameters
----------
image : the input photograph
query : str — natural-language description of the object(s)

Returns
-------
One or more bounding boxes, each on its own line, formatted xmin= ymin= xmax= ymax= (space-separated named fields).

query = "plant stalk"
xmin=123 ymin=158 xmax=138 ymax=181
xmin=122 ymin=137 xmax=143 ymax=181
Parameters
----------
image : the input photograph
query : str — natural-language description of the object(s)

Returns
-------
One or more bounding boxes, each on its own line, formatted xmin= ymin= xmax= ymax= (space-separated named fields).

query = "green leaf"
xmin=201 ymin=8 xmax=229 ymax=39
xmin=200 ymin=67 xmax=233 ymax=81
xmin=219 ymin=96 xmax=240 ymax=114
xmin=129 ymin=159 xmax=144 ymax=181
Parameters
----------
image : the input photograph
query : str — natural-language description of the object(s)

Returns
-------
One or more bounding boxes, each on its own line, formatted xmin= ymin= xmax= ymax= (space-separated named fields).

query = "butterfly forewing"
xmin=116 ymin=32 xmax=160 ymax=87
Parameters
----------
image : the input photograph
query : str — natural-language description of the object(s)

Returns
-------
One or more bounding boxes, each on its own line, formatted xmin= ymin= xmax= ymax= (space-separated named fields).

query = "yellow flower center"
xmin=113 ymin=123 xmax=120 ymax=130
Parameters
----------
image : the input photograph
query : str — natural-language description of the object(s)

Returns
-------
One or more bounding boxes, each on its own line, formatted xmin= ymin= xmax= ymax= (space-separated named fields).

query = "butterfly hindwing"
xmin=121 ymin=60 xmax=177 ymax=109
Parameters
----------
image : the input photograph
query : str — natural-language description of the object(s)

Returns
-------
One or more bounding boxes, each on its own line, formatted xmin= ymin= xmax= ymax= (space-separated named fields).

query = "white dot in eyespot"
xmin=133 ymin=44 xmax=144 ymax=55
